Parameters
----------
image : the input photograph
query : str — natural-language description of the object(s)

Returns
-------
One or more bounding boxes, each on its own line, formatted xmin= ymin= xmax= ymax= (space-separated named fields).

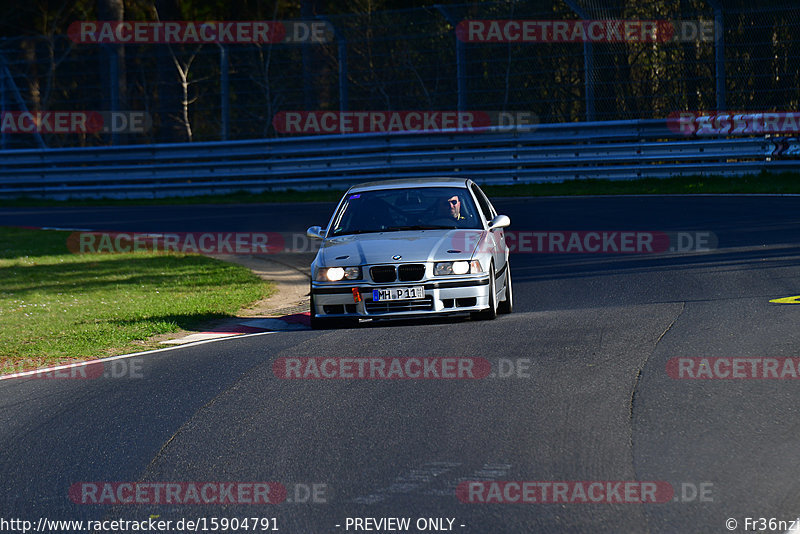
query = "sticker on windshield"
xmin=349 ymin=194 xmax=361 ymax=199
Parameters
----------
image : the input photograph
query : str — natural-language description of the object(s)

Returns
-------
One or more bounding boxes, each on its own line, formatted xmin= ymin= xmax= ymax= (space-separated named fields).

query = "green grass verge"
xmin=0 ymin=226 xmax=274 ymax=372
xmin=1 ymin=171 xmax=799 ymax=207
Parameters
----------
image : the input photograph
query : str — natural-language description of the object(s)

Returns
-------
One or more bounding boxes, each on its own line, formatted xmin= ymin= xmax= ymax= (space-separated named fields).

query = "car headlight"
xmin=316 ymin=266 xmax=362 ymax=281
xmin=434 ymin=260 xmax=483 ymax=276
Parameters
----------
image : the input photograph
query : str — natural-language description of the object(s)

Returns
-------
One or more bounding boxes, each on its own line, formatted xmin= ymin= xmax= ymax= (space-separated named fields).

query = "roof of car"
xmin=347 ymin=177 xmax=470 ymax=193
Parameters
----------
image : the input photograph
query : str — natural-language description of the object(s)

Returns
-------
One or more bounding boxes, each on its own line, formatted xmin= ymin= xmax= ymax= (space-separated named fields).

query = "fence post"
xmin=564 ymin=0 xmax=596 ymax=121
xmin=219 ymin=43 xmax=230 ymax=140
xmin=318 ymin=16 xmax=348 ymax=113
xmin=583 ymin=42 xmax=596 ymax=121
xmin=338 ymin=34 xmax=348 ymax=113
xmin=435 ymin=5 xmax=466 ymax=112
xmin=105 ymin=44 xmax=120 ymax=145
xmin=708 ymin=0 xmax=726 ymax=111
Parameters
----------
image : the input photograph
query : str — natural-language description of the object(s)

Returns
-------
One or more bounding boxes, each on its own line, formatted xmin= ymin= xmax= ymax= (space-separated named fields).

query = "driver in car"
xmin=446 ymin=195 xmax=466 ymax=221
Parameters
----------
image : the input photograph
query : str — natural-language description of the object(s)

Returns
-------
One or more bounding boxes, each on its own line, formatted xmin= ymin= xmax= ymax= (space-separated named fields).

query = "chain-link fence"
xmin=1 ymin=0 xmax=798 ymax=148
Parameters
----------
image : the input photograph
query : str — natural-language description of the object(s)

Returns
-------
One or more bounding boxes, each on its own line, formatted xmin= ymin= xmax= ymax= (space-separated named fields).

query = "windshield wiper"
xmin=331 ymin=225 xmax=457 ymax=236
xmin=330 ymin=229 xmax=383 ymax=237
xmin=384 ymin=225 xmax=457 ymax=231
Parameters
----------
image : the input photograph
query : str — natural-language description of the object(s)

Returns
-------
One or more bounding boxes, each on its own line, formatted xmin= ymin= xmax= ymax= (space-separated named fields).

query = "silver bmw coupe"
xmin=306 ymin=178 xmax=512 ymax=328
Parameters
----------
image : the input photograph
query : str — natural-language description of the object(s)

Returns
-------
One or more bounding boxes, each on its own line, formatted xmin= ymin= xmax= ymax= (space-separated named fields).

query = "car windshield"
xmin=329 ymin=186 xmax=483 ymax=237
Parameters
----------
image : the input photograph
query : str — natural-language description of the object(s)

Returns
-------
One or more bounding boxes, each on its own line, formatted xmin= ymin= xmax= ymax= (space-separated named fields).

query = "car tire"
xmin=497 ymin=263 xmax=513 ymax=314
xmin=472 ymin=264 xmax=498 ymax=321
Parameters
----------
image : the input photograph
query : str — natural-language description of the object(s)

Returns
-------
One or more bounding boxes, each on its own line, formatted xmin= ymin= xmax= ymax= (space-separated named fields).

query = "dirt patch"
xmin=213 ymin=252 xmax=315 ymax=317
xmin=133 ymin=252 xmax=314 ymax=347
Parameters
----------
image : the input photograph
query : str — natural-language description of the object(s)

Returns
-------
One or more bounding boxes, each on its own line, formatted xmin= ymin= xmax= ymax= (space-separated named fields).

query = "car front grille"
xmin=370 ymin=264 xmax=427 ymax=283
xmin=370 ymin=265 xmax=397 ymax=283
xmin=397 ymin=264 xmax=425 ymax=281
xmin=365 ymin=296 xmax=434 ymax=314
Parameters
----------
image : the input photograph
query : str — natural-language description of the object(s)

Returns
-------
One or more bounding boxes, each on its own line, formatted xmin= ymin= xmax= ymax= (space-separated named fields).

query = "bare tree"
xmin=167 ymin=44 xmax=204 ymax=141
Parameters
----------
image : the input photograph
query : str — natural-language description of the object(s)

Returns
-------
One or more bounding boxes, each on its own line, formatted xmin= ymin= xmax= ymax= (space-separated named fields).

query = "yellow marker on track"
xmin=769 ymin=295 xmax=800 ymax=304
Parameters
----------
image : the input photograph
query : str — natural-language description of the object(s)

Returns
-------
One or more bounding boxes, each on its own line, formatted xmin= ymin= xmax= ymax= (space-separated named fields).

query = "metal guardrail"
xmin=0 ymin=118 xmax=795 ymax=199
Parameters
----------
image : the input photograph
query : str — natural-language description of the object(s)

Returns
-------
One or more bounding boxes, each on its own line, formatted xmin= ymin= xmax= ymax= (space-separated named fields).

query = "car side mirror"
xmin=306 ymin=226 xmax=326 ymax=240
xmin=488 ymin=215 xmax=511 ymax=230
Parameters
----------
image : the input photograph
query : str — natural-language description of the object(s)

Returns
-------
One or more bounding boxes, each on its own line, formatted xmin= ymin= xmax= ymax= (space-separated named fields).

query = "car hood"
xmin=317 ymin=229 xmax=486 ymax=266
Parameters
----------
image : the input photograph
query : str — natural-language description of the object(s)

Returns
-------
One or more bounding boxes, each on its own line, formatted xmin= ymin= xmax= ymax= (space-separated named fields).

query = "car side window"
xmin=471 ymin=184 xmax=495 ymax=223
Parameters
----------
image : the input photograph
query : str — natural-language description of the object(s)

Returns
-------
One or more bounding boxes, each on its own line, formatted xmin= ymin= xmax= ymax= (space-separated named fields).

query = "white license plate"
xmin=372 ymin=286 xmax=425 ymax=301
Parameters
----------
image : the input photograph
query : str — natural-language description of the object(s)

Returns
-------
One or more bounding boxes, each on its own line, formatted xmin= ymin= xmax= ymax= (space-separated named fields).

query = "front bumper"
xmin=311 ymin=276 xmax=491 ymax=319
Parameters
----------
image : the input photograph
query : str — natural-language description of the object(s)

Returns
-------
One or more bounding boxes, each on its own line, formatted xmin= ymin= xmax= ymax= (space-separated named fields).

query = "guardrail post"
xmin=564 ymin=1 xmax=596 ymax=121
xmin=219 ymin=43 xmax=230 ymax=140
xmin=435 ymin=5 xmax=466 ymax=112
xmin=708 ymin=0 xmax=726 ymax=111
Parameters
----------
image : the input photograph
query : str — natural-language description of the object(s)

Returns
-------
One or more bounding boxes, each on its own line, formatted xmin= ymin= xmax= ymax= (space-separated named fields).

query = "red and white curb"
xmin=159 ymin=313 xmax=311 ymax=345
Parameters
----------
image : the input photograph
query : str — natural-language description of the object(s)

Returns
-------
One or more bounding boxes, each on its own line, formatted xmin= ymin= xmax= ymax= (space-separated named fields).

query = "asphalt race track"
xmin=2 ymin=195 xmax=800 ymax=533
